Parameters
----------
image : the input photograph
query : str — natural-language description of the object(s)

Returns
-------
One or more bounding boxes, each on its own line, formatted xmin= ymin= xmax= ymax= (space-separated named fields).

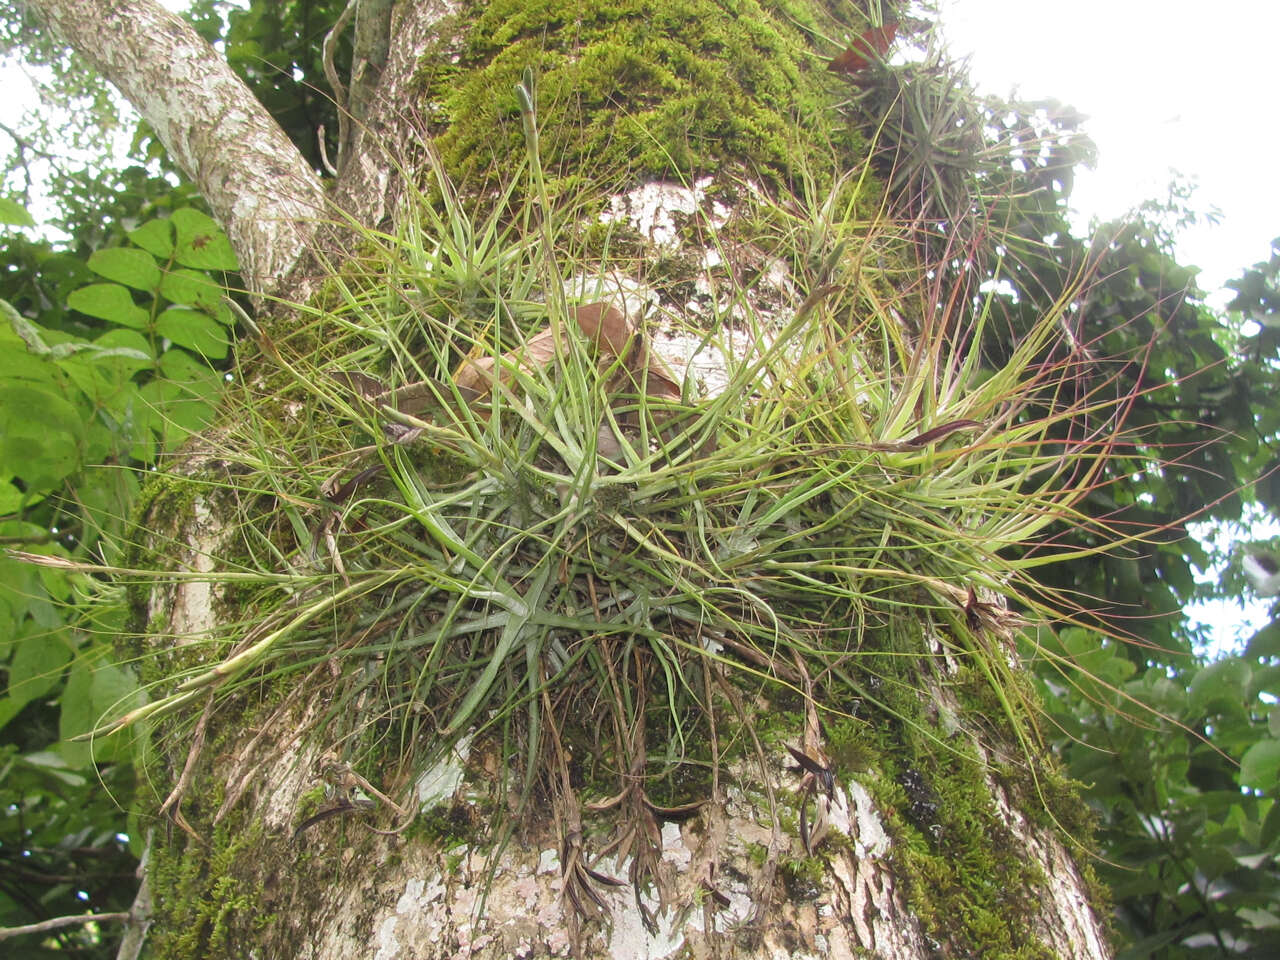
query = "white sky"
xmin=938 ymin=0 xmax=1279 ymax=305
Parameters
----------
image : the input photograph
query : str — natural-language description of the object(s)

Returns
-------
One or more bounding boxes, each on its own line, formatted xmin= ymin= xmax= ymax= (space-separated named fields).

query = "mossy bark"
xmin=116 ymin=2 xmax=1115 ymax=959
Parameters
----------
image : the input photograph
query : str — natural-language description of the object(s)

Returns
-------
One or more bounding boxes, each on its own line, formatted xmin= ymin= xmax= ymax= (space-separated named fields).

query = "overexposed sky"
xmin=939 ymin=0 xmax=1279 ymax=304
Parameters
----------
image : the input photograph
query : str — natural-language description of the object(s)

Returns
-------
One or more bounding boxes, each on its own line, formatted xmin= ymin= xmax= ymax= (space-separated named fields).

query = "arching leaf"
xmin=67 ymin=282 xmax=149 ymax=328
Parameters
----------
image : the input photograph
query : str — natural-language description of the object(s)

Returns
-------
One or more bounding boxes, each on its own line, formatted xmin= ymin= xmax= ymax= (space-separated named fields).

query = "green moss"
xmin=824 ymin=713 xmax=879 ymax=775
xmin=824 ymin=612 xmax=1095 ymax=960
xmin=414 ymin=0 xmax=869 ymax=196
xmin=778 ymin=854 xmax=824 ymax=901
xmin=148 ymin=816 xmax=269 ymax=959
xmin=417 ymin=801 xmax=480 ymax=847
xmin=295 ymin=784 xmax=327 ymax=822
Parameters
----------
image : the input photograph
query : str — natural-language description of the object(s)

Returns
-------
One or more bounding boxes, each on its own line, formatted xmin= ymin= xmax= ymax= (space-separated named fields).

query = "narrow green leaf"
xmin=67 ymin=283 xmax=149 ymax=328
xmin=88 ymin=247 xmax=162 ymax=291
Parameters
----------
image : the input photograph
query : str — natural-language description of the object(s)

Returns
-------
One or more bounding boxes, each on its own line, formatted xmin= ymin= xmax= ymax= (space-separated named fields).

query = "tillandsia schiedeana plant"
xmin=5 ymin=41 xmax=1191 ymax=952
xmin=16 ymin=64 xmax=1140 ymax=880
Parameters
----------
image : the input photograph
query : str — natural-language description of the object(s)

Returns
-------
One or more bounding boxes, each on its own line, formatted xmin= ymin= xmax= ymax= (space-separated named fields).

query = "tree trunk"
xmin=24 ymin=0 xmax=325 ymax=299
xmin=28 ymin=1 xmax=1114 ymax=958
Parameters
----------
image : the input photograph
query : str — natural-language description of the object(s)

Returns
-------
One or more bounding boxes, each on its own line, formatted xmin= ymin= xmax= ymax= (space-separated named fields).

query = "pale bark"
xmin=197 ymin=738 xmax=1108 ymax=960
xmin=328 ymin=0 xmax=460 ymax=229
xmin=23 ymin=0 xmax=325 ymax=298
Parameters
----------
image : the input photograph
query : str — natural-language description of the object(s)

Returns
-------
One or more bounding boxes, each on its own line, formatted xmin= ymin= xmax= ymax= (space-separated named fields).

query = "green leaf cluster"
xmin=0 ymin=195 xmax=234 ymax=954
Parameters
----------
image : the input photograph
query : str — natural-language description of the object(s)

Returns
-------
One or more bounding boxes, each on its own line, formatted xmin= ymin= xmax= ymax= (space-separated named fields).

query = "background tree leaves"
xmin=0 ymin=183 xmax=235 ymax=953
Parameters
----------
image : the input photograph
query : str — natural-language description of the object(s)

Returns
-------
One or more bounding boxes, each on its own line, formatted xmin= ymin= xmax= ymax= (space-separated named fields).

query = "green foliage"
xmin=0 ymin=9 xmax=353 ymax=947
xmin=1031 ymin=633 xmax=1280 ymax=957
xmin=968 ymin=140 xmax=1280 ymax=960
xmin=0 ymin=192 xmax=235 ymax=953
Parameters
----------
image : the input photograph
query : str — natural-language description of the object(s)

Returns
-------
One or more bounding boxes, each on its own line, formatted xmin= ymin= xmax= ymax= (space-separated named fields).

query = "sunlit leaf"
xmin=88 ymin=246 xmax=162 ymax=291
xmin=67 ymin=282 xmax=149 ymax=328
xmin=1188 ymin=656 xmax=1251 ymax=714
xmin=0 ymin=384 xmax=84 ymax=488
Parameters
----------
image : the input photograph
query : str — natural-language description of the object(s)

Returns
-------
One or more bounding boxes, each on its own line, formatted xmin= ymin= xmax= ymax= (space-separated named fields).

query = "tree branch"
xmin=23 ymin=0 xmax=327 ymax=298
xmin=0 ymin=911 xmax=130 ymax=941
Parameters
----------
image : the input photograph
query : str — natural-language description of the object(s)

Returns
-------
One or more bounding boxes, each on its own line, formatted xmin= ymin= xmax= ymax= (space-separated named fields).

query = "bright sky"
xmin=938 ymin=0 xmax=1279 ymax=306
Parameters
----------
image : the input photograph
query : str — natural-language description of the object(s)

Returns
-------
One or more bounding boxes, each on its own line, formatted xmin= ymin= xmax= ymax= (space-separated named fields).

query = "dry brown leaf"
xmin=828 ymin=21 xmax=898 ymax=77
xmin=454 ymin=326 xmax=559 ymax=397
xmin=453 ymin=302 xmax=683 ymax=404
xmin=573 ymin=301 xmax=632 ymax=358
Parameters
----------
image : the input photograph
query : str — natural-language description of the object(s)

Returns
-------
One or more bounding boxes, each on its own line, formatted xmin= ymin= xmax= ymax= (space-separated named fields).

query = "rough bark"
xmin=23 ymin=0 xmax=325 ymax=298
xmin=328 ymin=0 xmax=459 ymax=229
xmin=26 ymin=1 xmax=1116 ymax=958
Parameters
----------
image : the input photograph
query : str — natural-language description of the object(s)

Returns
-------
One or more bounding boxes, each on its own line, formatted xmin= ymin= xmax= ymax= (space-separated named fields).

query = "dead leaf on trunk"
xmin=453 ymin=302 xmax=682 ymax=404
xmin=828 ymin=21 xmax=898 ymax=77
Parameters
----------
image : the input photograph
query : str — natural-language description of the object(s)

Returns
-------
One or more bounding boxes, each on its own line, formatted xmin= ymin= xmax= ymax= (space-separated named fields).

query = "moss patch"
xmin=148 ymin=816 xmax=270 ymax=959
xmin=414 ymin=0 xmax=869 ymax=194
xmin=834 ymin=614 xmax=1093 ymax=960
